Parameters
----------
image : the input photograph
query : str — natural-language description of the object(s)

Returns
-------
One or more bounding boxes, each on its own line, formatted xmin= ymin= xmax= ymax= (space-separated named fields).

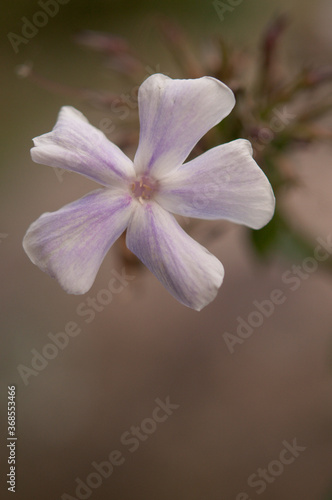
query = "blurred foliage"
xmin=324 ymin=487 xmax=332 ymax=500
xmin=251 ymin=208 xmax=314 ymax=260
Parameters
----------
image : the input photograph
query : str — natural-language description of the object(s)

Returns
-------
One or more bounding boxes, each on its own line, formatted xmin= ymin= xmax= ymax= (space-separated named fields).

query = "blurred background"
xmin=1 ymin=0 xmax=332 ymax=499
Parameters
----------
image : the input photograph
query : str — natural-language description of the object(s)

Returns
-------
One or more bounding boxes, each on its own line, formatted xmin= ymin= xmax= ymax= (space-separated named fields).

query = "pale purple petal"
xmin=126 ymin=201 xmax=224 ymax=310
xmin=23 ymin=189 xmax=133 ymax=294
xmin=31 ymin=106 xmax=135 ymax=187
xmin=134 ymin=74 xmax=235 ymax=178
xmin=155 ymin=139 xmax=275 ymax=229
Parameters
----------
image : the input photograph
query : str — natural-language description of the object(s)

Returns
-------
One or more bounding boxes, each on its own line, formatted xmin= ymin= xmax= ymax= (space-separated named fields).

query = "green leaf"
xmin=250 ymin=209 xmax=314 ymax=262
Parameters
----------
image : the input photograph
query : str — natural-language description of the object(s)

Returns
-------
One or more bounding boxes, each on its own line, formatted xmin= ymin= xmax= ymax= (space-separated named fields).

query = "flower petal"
xmin=155 ymin=139 xmax=275 ymax=229
xmin=126 ymin=201 xmax=224 ymax=310
xmin=31 ymin=106 xmax=135 ymax=187
xmin=134 ymin=73 xmax=235 ymax=178
xmin=23 ymin=189 xmax=133 ymax=294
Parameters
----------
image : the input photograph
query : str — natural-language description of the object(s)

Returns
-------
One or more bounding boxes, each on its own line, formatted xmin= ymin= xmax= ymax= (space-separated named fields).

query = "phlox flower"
xmin=23 ymin=73 xmax=275 ymax=310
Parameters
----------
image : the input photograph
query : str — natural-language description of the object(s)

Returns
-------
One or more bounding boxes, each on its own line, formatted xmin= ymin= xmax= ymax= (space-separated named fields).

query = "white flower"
xmin=23 ymin=74 xmax=275 ymax=310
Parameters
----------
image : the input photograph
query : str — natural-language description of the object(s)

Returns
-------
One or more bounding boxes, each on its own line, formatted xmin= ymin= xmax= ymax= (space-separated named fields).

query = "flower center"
xmin=130 ymin=176 xmax=158 ymax=202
